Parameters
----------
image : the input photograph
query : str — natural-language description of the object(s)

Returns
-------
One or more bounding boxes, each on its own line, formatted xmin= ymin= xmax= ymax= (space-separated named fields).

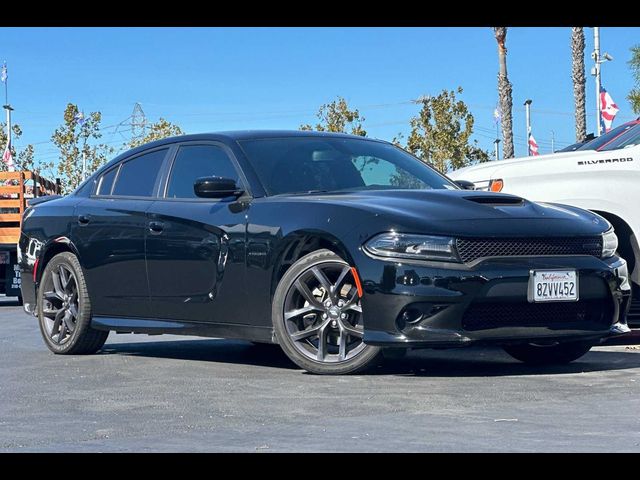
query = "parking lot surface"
xmin=1 ymin=299 xmax=640 ymax=452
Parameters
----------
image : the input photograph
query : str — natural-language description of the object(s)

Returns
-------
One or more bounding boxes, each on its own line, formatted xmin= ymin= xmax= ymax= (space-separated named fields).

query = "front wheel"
xmin=272 ymin=249 xmax=382 ymax=375
xmin=37 ymin=252 xmax=108 ymax=355
xmin=503 ymin=341 xmax=593 ymax=365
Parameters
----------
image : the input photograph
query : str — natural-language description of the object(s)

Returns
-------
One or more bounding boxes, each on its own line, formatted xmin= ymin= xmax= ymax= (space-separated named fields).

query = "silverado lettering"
xmin=577 ymin=157 xmax=634 ymax=165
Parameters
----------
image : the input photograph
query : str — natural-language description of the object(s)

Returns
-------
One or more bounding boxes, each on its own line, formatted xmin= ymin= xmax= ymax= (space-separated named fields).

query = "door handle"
xmin=148 ymin=221 xmax=164 ymax=234
xmin=77 ymin=214 xmax=91 ymax=225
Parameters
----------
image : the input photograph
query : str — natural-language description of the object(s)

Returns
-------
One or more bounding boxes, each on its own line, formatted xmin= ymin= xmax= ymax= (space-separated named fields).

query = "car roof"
xmin=138 ymin=129 xmax=383 ymax=148
xmin=90 ymin=130 xmax=389 ymax=180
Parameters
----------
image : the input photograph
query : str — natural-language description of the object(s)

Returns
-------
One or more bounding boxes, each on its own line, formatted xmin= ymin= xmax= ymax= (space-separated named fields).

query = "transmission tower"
xmin=130 ymin=102 xmax=147 ymax=144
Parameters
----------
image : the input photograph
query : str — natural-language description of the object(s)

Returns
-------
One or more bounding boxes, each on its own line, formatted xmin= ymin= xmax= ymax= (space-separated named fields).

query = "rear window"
xmin=112 ymin=149 xmax=168 ymax=197
xmin=97 ymin=167 xmax=118 ymax=195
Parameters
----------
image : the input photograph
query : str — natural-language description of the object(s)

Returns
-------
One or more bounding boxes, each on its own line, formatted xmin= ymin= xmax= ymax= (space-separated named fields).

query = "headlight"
xmin=602 ymin=228 xmax=618 ymax=258
xmin=364 ymin=233 xmax=460 ymax=262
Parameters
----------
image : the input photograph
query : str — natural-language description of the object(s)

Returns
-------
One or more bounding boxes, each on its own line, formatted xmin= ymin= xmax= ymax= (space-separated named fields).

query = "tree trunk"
xmin=571 ymin=27 xmax=587 ymax=142
xmin=494 ymin=27 xmax=514 ymax=159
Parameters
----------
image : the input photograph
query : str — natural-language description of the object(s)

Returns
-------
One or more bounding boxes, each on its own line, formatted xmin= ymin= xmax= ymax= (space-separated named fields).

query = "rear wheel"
xmin=503 ymin=341 xmax=593 ymax=365
xmin=272 ymin=249 xmax=382 ymax=375
xmin=37 ymin=252 xmax=108 ymax=355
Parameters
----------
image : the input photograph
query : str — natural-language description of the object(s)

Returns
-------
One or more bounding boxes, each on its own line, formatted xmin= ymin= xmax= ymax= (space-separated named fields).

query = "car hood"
xmin=278 ymin=189 xmax=609 ymax=238
xmin=449 ymin=150 xmax=592 ymax=181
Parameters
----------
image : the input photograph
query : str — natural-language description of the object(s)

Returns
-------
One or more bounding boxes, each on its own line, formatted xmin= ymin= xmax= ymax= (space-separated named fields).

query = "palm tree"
xmin=493 ymin=27 xmax=514 ymax=159
xmin=571 ymin=27 xmax=587 ymax=142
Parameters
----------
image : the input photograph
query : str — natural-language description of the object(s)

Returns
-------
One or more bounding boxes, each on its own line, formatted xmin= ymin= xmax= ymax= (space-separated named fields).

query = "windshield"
xmin=576 ymin=122 xmax=638 ymax=151
xmin=238 ymin=136 xmax=458 ymax=196
xmin=599 ymin=123 xmax=640 ymax=151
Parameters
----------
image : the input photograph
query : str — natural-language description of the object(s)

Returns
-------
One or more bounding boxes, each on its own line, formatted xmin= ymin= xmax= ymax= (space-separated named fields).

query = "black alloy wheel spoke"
xmin=333 ymin=266 xmax=352 ymax=294
xmin=58 ymin=265 xmax=71 ymax=293
xmin=294 ymin=280 xmax=324 ymax=309
xmin=310 ymin=266 xmax=336 ymax=303
xmin=284 ymin=305 xmax=321 ymax=321
xmin=338 ymin=320 xmax=364 ymax=338
xmin=316 ymin=323 xmax=330 ymax=361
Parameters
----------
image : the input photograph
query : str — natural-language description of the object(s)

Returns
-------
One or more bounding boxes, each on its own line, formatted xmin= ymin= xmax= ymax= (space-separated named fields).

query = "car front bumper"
xmin=357 ymin=254 xmax=631 ymax=347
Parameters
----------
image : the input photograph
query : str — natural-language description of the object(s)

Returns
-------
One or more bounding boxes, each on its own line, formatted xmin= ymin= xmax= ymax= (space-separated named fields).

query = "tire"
xmin=37 ymin=251 xmax=108 ymax=355
xmin=503 ymin=341 xmax=593 ymax=365
xmin=272 ymin=249 xmax=382 ymax=375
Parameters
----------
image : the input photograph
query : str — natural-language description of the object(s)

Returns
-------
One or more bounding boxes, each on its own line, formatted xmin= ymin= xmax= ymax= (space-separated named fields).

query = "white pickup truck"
xmin=449 ymin=122 xmax=640 ymax=326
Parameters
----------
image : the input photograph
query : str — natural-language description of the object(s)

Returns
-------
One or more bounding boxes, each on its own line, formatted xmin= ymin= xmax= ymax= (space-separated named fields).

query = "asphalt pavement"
xmin=1 ymin=298 xmax=640 ymax=452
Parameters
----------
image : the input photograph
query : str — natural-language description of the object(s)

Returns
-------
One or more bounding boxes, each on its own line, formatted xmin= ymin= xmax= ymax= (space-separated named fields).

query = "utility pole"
xmin=493 ymin=139 xmax=501 ymax=161
xmin=593 ymin=27 xmax=602 ymax=136
xmin=591 ymin=27 xmax=614 ymax=136
xmin=2 ymin=61 xmax=15 ymax=172
xmin=524 ymin=99 xmax=532 ymax=156
xmin=551 ymin=130 xmax=555 ymax=153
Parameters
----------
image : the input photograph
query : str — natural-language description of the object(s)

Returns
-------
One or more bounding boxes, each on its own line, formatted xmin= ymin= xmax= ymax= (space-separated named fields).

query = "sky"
xmin=1 ymin=26 xmax=639 ymax=167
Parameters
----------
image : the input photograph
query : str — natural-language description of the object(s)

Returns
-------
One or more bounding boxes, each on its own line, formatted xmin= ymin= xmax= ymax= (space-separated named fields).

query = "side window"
xmin=112 ymin=149 xmax=168 ymax=197
xmin=166 ymin=145 xmax=240 ymax=199
xmin=96 ymin=167 xmax=118 ymax=196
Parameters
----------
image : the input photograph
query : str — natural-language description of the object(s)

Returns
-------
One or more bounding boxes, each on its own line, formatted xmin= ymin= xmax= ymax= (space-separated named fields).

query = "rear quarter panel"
xmin=19 ymin=195 xmax=84 ymax=311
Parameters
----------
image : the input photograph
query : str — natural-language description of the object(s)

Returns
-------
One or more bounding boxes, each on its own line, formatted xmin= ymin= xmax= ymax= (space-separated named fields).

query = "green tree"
xmin=0 ymin=123 xmax=53 ymax=174
xmin=571 ymin=27 xmax=588 ymax=142
xmin=494 ymin=27 xmax=514 ymax=159
xmin=52 ymin=103 xmax=114 ymax=193
xmin=404 ymin=87 xmax=490 ymax=173
xmin=628 ymin=44 xmax=640 ymax=114
xmin=127 ymin=118 xmax=184 ymax=149
xmin=300 ymin=97 xmax=366 ymax=136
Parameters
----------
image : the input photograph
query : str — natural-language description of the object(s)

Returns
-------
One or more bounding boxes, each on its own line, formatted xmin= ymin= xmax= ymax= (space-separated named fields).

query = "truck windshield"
xmin=576 ymin=122 xmax=638 ymax=151
xmin=598 ymin=123 xmax=640 ymax=151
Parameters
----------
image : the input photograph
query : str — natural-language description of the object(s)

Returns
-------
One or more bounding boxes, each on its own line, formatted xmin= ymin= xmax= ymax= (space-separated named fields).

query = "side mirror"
xmin=454 ymin=180 xmax=476 ymax=190
xmin=194 ymin=177 xmax=242 ymax=198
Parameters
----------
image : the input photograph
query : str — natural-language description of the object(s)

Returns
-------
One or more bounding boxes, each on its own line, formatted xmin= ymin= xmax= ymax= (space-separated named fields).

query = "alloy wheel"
xmin=283 ymin=262 xmax=365 ymax=363
xmin=41 ymin=264 xmax=79 ymax=345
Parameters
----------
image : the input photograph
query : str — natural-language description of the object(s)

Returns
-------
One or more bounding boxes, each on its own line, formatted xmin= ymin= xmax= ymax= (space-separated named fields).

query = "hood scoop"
xmin=463 ymin=195 xmax=524 ymax=206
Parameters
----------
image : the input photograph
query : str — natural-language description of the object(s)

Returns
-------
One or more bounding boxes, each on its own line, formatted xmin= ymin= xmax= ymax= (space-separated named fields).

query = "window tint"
xmin=97 ymin=167 xmax=118 ymax=195
xmin=166 ymin=145 xmax=240 ymax=199
xmin=112 ymin=149 xmax=167 ymax=197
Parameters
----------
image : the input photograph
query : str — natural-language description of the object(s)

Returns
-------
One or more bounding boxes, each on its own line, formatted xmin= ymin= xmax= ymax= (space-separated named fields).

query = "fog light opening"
xmin=396 ymin=307 xmax=424 ymax=331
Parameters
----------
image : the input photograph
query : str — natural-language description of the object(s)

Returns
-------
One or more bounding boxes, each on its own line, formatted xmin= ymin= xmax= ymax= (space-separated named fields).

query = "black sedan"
xmin=19 ymin=131 xmax=632 ymax=374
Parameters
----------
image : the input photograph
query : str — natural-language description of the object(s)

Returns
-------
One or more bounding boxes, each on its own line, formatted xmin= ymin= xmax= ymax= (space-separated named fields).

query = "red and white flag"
xmin=528 ymin=134 xmax=540 ymax=156
xmin=600 ymin=86 xmax=619 ymax=133
xmin=2 ymin=138 xmax=15 ymax=171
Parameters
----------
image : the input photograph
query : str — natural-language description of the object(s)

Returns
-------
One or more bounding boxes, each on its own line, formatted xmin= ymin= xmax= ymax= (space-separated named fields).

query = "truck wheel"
xmin=37 ymin=252 xmax=108 ymax=355
xmin=503 ymin=341 xmax=593 ymax=365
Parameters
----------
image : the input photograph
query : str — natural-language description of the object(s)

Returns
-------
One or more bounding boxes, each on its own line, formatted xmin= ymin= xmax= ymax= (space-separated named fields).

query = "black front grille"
xmin=456 ymin=236 xmax=603 ymax=263
xmin=462 ymin=300 xmax=612 ymax=331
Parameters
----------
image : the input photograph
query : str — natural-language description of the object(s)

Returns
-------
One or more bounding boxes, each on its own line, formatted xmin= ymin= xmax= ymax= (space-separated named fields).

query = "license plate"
xmin=528 ymin=270 xmax=579 ymax=303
